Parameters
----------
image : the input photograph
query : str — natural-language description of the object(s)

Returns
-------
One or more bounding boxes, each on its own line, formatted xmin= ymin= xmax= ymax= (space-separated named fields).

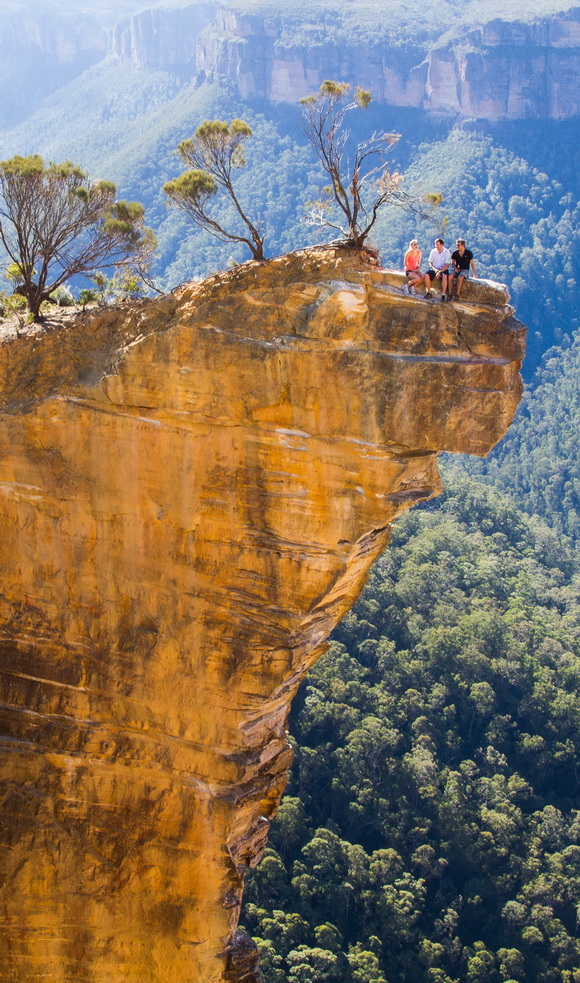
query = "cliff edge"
xmin=0 ymin=249 xmax=525 ymax=983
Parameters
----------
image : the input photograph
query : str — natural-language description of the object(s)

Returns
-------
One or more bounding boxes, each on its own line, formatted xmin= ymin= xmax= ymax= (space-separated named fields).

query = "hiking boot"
xmin=424 ymin=291 xmax=433 ymax=299
xmin=440 ymin=294 xmax=446 ymax=302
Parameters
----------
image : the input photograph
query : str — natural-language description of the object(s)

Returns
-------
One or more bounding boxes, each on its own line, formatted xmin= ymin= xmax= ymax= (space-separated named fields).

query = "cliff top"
xmin=0 ymin=247 xmax=525 ymax=456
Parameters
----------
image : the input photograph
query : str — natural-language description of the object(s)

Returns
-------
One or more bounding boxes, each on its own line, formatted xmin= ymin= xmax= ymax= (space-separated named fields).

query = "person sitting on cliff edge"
xmin=450 ymin=238 xmax=477 ymax=299
xmin=425 ymin=238 xmax=452 ymax=301
xmin=402 ymin=239 xmax=425 ymax=295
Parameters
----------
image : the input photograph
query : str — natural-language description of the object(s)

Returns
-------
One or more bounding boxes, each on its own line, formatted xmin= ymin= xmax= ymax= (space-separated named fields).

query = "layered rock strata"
xmin=195 ymin=5 xmax=580 ymax=117
xmin=0 ymin=249 xmax=525 ymax=983
xmin=110 ymin=2 xmax=580 ymax=119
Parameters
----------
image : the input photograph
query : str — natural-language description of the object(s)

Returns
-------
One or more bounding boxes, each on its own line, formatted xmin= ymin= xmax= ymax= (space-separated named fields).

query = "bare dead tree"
xmin=300 ymin=81 xmax=440 ymax=248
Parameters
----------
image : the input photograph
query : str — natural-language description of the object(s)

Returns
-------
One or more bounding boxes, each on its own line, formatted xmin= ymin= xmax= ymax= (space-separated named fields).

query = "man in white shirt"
xmin=425 ymin=238 xmax=452 ymax=301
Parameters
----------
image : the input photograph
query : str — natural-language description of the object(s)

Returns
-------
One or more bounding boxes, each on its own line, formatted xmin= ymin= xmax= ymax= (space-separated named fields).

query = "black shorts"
xmin=426 ymin=268 xmax=448 ymax=281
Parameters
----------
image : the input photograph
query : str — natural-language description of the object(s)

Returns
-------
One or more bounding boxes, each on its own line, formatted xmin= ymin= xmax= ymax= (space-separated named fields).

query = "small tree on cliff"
xmin=164 ymin=119 xmax=265 ymax=261
xmin=300 ymin=81 xmax=439 ymax=248
xmin=0 ymin=155 xmax=156 ymax=319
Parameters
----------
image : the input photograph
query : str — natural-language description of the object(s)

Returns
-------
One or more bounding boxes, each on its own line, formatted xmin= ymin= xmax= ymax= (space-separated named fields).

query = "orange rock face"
xmin=0 ymin=250 xmax=525 ymax=983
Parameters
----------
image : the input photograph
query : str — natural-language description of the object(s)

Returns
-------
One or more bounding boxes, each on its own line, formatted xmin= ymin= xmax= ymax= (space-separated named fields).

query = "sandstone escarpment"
xmin=107 ymin=1 xmax=580 ymax=119
xmin=0 ymin=249 xmax=525 ymax=983
xmin=194 ymin=4 xmax=580 ymax=118
xmin=111 ymin=2 xmax=216 ymax=73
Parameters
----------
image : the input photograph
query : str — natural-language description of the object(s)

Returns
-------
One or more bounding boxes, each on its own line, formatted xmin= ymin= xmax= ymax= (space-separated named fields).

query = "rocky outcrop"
xmin=0 ymin=249 xmax=525 ymax=983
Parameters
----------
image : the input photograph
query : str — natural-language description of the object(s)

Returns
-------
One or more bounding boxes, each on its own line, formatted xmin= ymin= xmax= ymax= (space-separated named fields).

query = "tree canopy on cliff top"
xmin=213 ymin=0 xmax=579 ymax=45
xmin=164 ymin=118 xmax=265 ymax=260
xmin=0 ymin=154 xmax=155 ymax=317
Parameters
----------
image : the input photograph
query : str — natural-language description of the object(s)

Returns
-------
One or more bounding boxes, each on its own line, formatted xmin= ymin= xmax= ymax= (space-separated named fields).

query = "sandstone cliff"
xmin=195 ymin=4 xmax=580 ymax=118
xmin=0 ymin=249 xmax=525 ymax=983
xmin=111 ymin=2 xmax=215 ymax=73
xmin=109 ymin=2 xmax=580 ymax=119
xmin=4 ymin=1 xmax=580 ymax=123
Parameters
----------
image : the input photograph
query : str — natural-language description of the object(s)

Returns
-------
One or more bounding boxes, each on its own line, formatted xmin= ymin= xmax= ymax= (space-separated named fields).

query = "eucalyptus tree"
xmin=0 ymin=155 xmax=155 ymax=319
xmin=164 ymin=119 xmax=265 ymax=261
xmin=300 ymin=81 xmax=439 ymax=248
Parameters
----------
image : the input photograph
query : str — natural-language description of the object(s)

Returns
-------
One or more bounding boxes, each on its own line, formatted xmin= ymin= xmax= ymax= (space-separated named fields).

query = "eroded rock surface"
xmin=0 ymin=249 xmax=525 ymax=983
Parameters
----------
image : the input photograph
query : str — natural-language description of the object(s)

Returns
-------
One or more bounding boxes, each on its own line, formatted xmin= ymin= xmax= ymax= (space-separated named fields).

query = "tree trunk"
xmin=25 ymin=284 xmax=47 ymax=320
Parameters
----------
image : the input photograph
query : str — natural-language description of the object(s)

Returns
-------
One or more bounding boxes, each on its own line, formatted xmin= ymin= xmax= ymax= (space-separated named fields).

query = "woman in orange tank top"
xmin=403 ymin=239 xmax=426 ymax=295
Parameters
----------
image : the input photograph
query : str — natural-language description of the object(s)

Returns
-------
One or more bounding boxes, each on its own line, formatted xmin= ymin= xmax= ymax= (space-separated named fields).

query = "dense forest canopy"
xmin=242 ymin=478 xmax=580 ymax=983
xmin=22 ymin=0 xmax=580 ymax=33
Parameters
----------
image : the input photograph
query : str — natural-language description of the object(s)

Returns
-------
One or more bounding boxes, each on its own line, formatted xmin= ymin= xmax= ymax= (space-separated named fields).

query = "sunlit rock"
xmin=0 ymin=248 xmax=525 ymax=982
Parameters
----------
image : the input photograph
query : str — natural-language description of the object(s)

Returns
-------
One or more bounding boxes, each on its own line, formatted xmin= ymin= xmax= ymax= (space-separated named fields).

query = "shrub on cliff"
xmin=300 ymin=81 xmax=440 ymax=249
xmin=164 ymin=119 xmax=265 ymax=261
xmin=0 ymin=155 xmax=156 ymax=319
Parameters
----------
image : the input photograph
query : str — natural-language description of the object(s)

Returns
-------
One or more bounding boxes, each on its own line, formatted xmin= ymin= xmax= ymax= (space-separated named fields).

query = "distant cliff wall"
xmin=0 ymin=248 xmax=525 ymax=983
xmin=0 ymin=9 xmax=106 ymax=126
xmin=107 ymin=2 xmax=580 ymax=119
xmin=194 ymin=5 xmax=580 ymax=118
xmin=111 ymin=2 xmax=216 ymax=73
xmin=4 ymin=2 xmax=580 ymax=122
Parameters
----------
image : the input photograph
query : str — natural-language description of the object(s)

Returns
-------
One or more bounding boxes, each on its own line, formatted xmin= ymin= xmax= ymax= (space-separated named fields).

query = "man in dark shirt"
xmin=450 ymin=239 xmax=477 ymax=299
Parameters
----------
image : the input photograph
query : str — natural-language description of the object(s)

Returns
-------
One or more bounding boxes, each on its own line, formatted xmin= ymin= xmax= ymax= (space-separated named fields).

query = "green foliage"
xmin=49 ymin=285 xmax=75 ymax=307
xmin=5 ymin=261 xmax=31 ymax=285
xmin=244 ymin=477 xmax=580 ymax=983
xmin=454 ymin=328 xmax=580 ymax=544
xmin=164 ymin=117 xmax=264 ymax=259
xmin=164 ymin=169 xmax=218 ymax=202
xmin=78 ymin=288 xmax=98 ymax=310
xmin=0 ymin=289 xmax=26 ymax=318
xmin=0 ymin=153 xmax=155 ymax=317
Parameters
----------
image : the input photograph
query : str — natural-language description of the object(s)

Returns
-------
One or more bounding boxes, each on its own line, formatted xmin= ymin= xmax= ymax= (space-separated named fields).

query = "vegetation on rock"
xmin=164 ymin=118 xmax=265 ymax=260
xmin=0 ymin=154 xmax=155 ymax=318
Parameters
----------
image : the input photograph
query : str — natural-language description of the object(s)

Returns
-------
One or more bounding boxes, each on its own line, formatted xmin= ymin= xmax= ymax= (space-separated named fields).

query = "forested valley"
xmin=242 ymin=472 xmax=580 ymax=982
